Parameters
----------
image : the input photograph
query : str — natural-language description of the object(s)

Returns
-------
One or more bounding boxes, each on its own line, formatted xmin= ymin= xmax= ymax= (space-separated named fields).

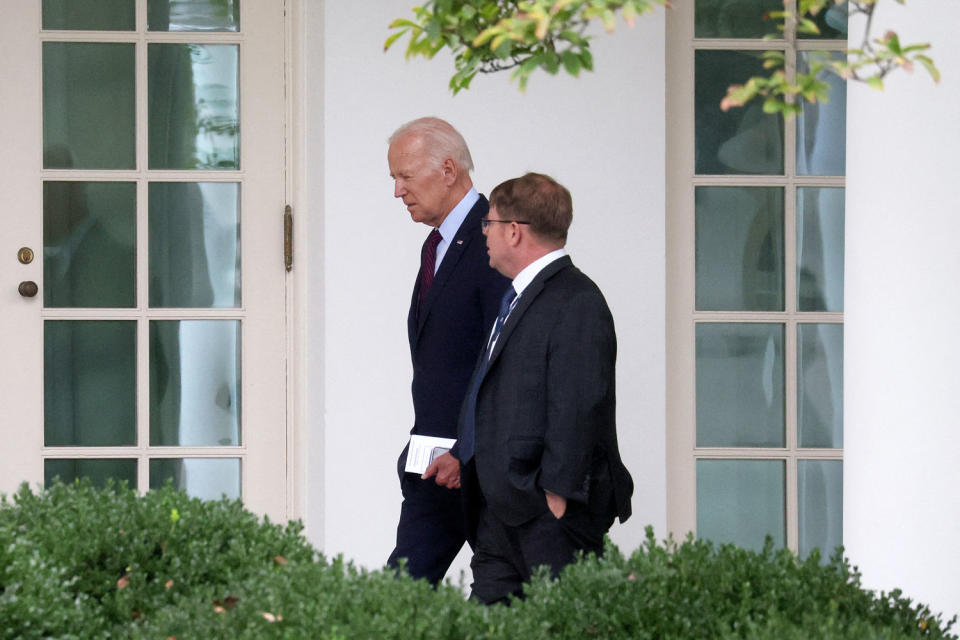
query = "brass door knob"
xmin=18 ymin=281 xmax=38 ymax=298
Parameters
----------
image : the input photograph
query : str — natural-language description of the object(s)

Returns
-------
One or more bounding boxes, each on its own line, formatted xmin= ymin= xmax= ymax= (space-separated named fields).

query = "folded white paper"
xmin=404 ymin=434 xmax=457 ymax=475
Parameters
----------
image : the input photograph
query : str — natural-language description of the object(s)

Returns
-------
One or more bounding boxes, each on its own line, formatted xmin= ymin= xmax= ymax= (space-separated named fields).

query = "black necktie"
xmin=418 ymin=229 xmax=442 ymax=314
xmin=459 ymin=288 xmax=517 ymax=463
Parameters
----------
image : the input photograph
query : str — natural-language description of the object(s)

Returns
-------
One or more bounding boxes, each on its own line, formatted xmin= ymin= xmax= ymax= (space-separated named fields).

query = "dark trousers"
xmin=387 ymin=474 xmax=467 ymax=585
xmin=469 ymin=499 xmax=612 ymax=605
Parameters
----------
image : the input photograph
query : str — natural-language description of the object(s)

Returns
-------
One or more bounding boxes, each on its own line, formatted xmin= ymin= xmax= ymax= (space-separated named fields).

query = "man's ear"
xmin=440 ymin=157 xmax=458 ymax=185
xmin=507 ymin=222 xmax=524 ymax=247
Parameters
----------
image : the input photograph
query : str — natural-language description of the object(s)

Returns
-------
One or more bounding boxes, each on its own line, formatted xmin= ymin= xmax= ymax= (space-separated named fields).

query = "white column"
xmin=845 ymin=0 xmax=960 ymax=618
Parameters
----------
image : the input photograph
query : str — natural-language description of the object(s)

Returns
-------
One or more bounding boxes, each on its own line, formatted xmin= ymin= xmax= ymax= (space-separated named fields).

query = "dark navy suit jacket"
xmin=459 ymin=256 xmax=633 ymax=535
xmin=402 ymin=195 xmax=511 ymax=471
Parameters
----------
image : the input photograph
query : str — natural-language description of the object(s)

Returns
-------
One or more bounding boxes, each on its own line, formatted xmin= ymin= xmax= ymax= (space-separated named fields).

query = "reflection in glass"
xmin=43 ymin=0 xmax=136 ymax=30
xmin=799 ymin=460 xmax=843 ymax=560
xmin=697 ymin=459 xmax=785 ymax=552
xmin=150 ymin=320 xmax=241 ymax=446
xmin=697 ymin=323 xmax=785 ymax=447
xmin=150 ymin=183 xmax=241 ymax=308
xmin=694 ymin=0 xmax=782 ymax=39
xmin=45 ymin=321 xmax=136 ymax=446
xmin=44 ymin=182 xmax=136 ymax=308
xmin=148 ymin=0 xmax=240 ymax=31
xmin=150 ymin=458 xmax=241 ymax=500
xmin=149 ymin=44 xmax=239 ymax=169
xmin=798 ymin=324 xmax=843 ymax=448
xmin=696 ymin=50 xmax=784 ymax=175
xmin=696 ymin=187 xmax=784 ymax=311
xmin=797 ymin=52 xmax=847 ymax=176
xmin=45 ymin=459 xmax=137 ymax=490
xmin=43 ymin=43 xmax=135 ymax=170
xmin=799 ymin=1 xmax=848 ymax=39
xmin=798 ymin=187 xmax=844 ymax=311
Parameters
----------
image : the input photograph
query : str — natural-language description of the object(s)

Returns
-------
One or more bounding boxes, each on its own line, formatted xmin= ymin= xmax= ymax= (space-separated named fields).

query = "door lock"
xmin=18 ymin=281 xmax=38 ymax=298
xmin=17 ymin=247 xmax=34 ymax=264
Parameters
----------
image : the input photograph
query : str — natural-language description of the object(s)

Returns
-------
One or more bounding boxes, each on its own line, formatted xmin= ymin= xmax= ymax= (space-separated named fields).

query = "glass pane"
xmin=696 ymin=50 xmax=784 ymax=175
xmin=799 ymin=460 xmax=843 ymax=560
xmin=45 ymin=459 xmax=137 ymax=489
xmin=799 ymin=1 xmax=848 ymax=39
xmin=148 ymin=44 xmax=240 ymax=170
xmin=697 ymin=323 xmax=785 ymax=447
xmin=150 ymin=320 xmax=241 ymax=446
xmin=798 ymin=324 xmax=843 ymax=448
xmin=148 ymin=0 xmax=240 ymax=31
xmin=45 ymin=321 xmax=136 ymax=446
xmin=43 ymin=0 xmax=136 ymax=30
xmin=44 ymin=182 xmax=136 ymax=308
xmin=149 ymin=183 xmax=241 ymax=307
xmin=798 ymin=188 xmax=845 ymax=311
xmin=696 ymin=187 xmax=784 ymax=311
xmin=150 ymin=458 xmax=241 ymax=500
xmin=695 ymin=0 xmax=782 ymax=39
xmin=797 ymin=52 xmax=847 ymax=176
xmin=43 ymin=43 xmax=135 ymax=170
xmin=697 ymin=459 xmax=785 ymax=551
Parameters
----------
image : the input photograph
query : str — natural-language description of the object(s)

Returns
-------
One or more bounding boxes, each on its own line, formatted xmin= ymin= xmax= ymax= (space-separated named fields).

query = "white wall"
xmin=302 ymin=1 xmax=666 ymax=583
xmin=845 ymin=0 xmax=960 ymax=619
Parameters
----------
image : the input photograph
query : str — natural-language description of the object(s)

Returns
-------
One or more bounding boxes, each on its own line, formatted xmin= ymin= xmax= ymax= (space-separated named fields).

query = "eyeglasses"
xmin=480 ymin=218 xmax=530 ymax=230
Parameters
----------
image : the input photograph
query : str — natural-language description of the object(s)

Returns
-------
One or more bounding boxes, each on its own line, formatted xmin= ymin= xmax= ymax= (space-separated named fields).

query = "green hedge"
xmin=0 ymin=481 xmax=955 ymax=639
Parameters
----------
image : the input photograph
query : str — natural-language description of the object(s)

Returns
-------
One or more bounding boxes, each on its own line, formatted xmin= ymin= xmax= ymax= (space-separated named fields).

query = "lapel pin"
xmin=456 ymin=240 xmax=463 ymax=245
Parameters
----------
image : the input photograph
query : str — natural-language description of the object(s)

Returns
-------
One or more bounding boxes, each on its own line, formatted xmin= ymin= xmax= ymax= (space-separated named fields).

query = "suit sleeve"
xmin=538 ymin=288 xmax=617 ymax=503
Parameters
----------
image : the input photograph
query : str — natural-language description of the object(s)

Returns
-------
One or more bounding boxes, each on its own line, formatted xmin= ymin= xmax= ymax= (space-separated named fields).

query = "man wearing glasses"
xmin=386 ymin=117 xmax=510 ymax=585
xmin=454 ymin=172 xmax=634 ymax=604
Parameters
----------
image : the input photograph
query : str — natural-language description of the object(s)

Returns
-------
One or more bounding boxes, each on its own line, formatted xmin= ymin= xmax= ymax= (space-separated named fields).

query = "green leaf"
xmin=543 ymin=50 xmax=560 ymax=74
xmin=916 ymin=55 xmax=941 ymax=83
xmin=580 ymin=48 xmax=594 ymax=71
xmin=561 ymin=49 xmax=581 ymax=76
xmin=763 ymin=96 xmax=787 ymax=114
xmin=383 ymin=29 xmax=408 ymax=52
xmin=866 ymin=75 xmax=884 ymax=90
xmin=387 ymin=18 xmax=420 ymax=29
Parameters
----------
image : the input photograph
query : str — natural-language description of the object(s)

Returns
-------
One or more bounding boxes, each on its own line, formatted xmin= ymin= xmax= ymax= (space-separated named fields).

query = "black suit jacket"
xmin=461 ymin=256 xmax=633 ymax=529
xmin=405 ymin=196 xmax=511 ymax=455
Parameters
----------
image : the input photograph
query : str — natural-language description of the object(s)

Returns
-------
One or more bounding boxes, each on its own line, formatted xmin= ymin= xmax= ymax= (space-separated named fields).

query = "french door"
xmin=0 ymin=1 xmax=290 ymax=522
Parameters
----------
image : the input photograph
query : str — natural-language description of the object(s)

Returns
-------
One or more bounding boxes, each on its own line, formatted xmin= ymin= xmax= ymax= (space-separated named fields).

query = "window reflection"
xmin=697 ymin=459 xmax=786 ymax=552
xmin=148 ymin=0 xmax=240 ymax=32
xmin=149 ymin=182 xmax=241 ymax=308
xmin=695 ymin=50 xmax=784 ymax=175
xmin=43 ymin=42 xmax=135 ymax=169
xmin=797 ymin=52 xmax=847 ymax=176
xmin=150 ymin=320 xmax=241 ymax=446
xmin=150 ymin=458 xmax=240 ymax=500
xmin=45 ymin=321 xmax=137 ymax=447
xmin=798 ymin=187 xmax=844 ymax=311
xmin=696 ymin=323 xmax=785 ymax=447
xmin=799 ymin=460 xmax=843 ymax=561
xmin=798 ymin=324 xmax=843 ymax=448
xmin=149 ymin=44 xmax=239 ymax=169
xmin=696 ymin=187 xmax=784 ymax=311
xmin=44 ymin=178 xmax=136 ymax=309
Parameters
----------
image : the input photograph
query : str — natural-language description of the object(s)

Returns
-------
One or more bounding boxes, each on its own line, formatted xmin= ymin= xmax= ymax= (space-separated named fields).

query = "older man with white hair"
xmin=385 ymin=117 xmax=510 ymax=585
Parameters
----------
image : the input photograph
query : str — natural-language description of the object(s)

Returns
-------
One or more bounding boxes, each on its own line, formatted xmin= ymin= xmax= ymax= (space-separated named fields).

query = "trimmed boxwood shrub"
xmin=0 ymin=481 xmax=955 ymax=639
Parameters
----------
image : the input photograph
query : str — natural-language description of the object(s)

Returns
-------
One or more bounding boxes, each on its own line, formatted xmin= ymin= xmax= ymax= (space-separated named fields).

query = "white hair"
xmin=388 ymin=116 xmax=474 ymax=172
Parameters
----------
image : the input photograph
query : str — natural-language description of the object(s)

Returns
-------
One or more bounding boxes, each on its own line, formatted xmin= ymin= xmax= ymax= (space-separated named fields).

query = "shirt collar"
xmin=511 ymin=248 xmax=567 ymax=297
xmin=437 ymin=187 xmax=479 ymax=242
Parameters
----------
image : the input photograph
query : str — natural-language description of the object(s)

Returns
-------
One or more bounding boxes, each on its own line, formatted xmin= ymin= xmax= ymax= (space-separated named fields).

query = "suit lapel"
xmin=414 ymin=199 xmax=486 ymax=339
xmin=487 ymin=255 xmax=572 ymax=367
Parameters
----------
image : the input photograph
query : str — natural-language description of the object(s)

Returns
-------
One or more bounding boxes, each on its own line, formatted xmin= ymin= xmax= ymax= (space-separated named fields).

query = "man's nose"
xmin=394 ymin=180 xmax=405 ymax=198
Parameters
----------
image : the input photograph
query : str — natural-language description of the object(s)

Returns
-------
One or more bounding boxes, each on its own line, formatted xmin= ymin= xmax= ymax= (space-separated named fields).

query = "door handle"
xmin=18 ymin=281 xmax=38 ymax=298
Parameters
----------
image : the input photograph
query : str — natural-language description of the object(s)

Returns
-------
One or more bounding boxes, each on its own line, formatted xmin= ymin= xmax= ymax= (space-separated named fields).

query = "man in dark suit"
xmin=386 ymin=118 xmax=510 ymax=585
xmin=452 ymin=172 xmax=634 ymax=604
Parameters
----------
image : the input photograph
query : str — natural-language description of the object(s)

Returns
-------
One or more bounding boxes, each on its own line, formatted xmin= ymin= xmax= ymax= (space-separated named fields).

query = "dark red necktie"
xmin=418 ymin=229 xmax=442 ymax=312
